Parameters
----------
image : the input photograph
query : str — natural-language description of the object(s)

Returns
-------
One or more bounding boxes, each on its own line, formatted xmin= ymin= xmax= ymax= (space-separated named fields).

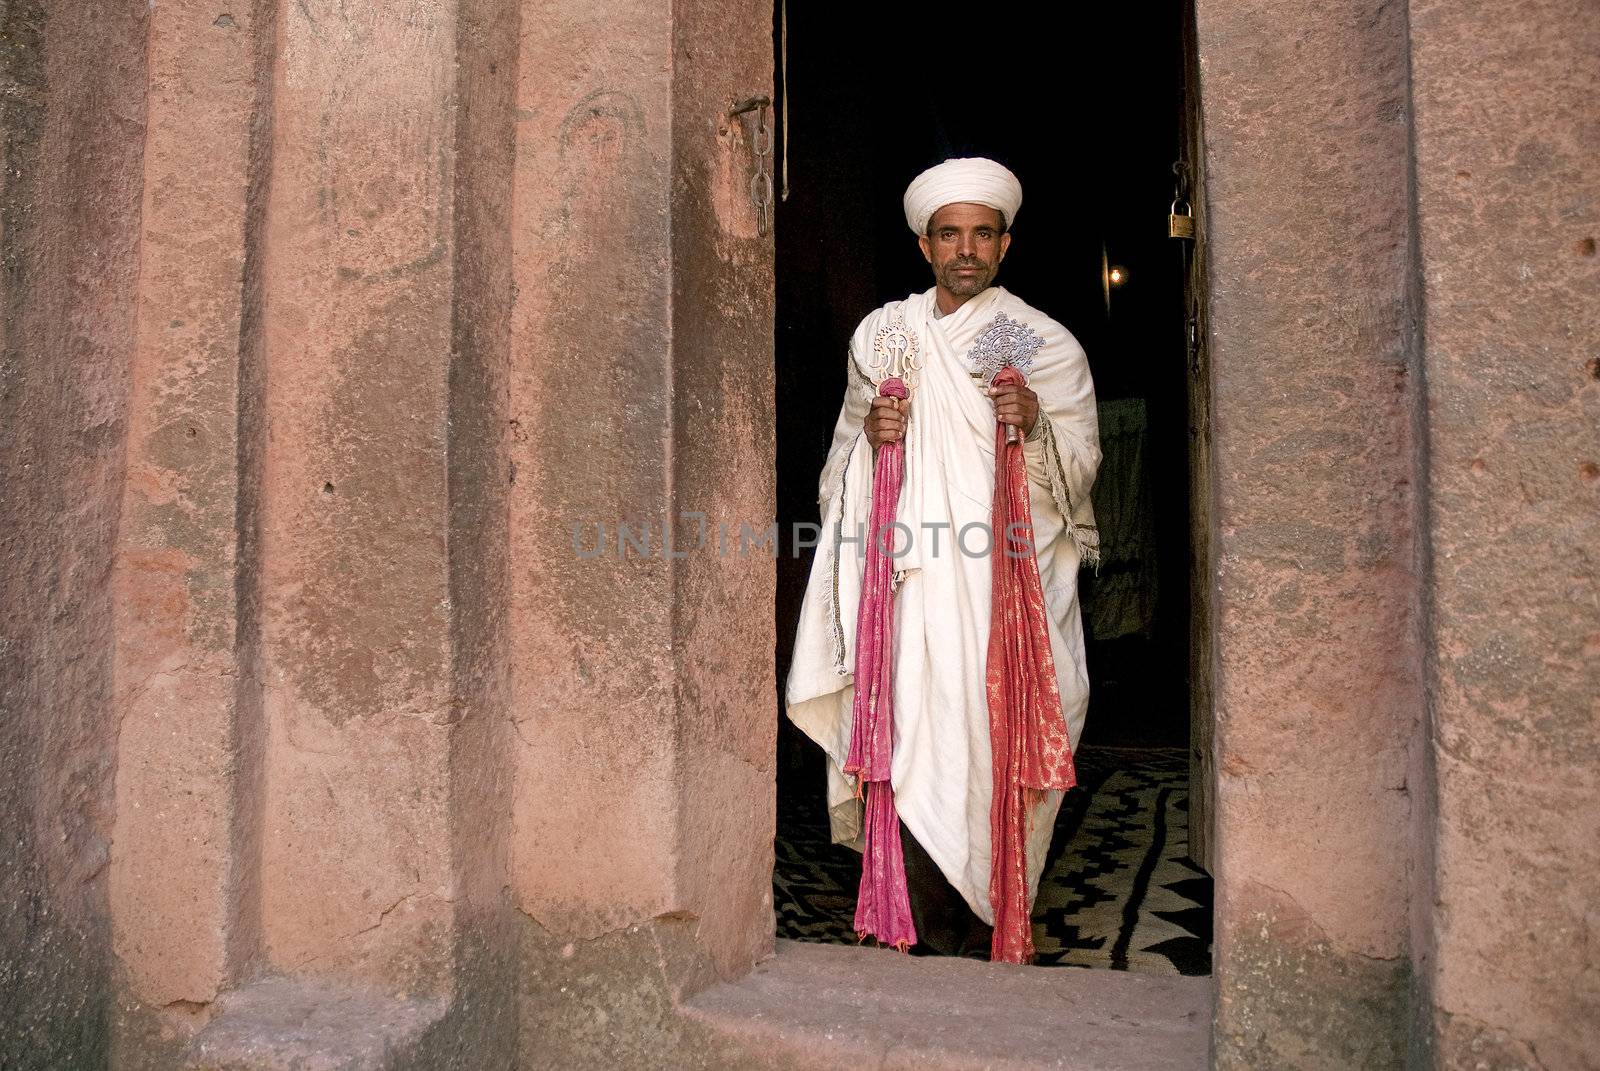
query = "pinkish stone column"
xmin=1194 ymin=0 xmax=1424 ymax=1064
xmin=109 ymin=0 xmax=265 ymax=1047
xmin=1409 ymin=0 xmax=1600 ymax=1064
xmin=104 ymin=0 xmax=521 ymax=1063
xmin=667 ymin=0 xmax=781 ymax=986
xmin=0 ymin=0 xmax=146 ymax=1065
xmin=254 ymin=0 xmax=461 ymax=994
xmin=508 ymin=0 xmax=681 ymax=941
xmin=507 ymin=0 xmax=774 ymax=1062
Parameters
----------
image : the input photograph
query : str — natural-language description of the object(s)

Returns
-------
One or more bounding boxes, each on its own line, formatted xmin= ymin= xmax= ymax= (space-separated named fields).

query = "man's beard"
xmin=937 ymin=257 xmax=996 ymax=296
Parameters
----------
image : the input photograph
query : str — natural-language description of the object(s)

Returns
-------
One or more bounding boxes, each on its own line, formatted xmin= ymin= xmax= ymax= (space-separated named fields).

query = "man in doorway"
xmin=786 ymin=157 xmax=1101 ymax=959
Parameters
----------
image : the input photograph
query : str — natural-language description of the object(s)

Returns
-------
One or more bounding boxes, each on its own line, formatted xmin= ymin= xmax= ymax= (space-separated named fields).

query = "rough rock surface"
xmin=683 ymin=941 xmax=1211 ymax=1071
xmin=1410 ymin=0 xmax=1600 ymax=1066
xmin=1194 ymin=0 xmax=1423 ymax=1063
xmin=0 ymin=1 xmax=146 ymax=1066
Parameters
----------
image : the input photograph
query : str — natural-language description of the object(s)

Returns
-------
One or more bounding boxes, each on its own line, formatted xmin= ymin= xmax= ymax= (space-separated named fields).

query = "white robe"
xmin=785 ymin=285 xmax=1101 ymax=924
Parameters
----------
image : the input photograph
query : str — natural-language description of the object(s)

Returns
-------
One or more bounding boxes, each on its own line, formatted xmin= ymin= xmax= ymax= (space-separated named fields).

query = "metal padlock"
xmin=1169 ymin=198 xmax=1195 ymax=240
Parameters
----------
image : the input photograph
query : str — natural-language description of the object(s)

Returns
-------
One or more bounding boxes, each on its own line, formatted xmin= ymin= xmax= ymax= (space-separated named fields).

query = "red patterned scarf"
xmin=985 ymin=365 xmax=1077 ymax=963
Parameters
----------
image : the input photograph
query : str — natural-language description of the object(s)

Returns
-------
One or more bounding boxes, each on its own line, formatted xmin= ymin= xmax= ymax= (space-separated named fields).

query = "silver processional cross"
xmin=966 ymin=313 xmax=1047 ymax=444
xmin=867 ymin=315 xmax=921 ymax=390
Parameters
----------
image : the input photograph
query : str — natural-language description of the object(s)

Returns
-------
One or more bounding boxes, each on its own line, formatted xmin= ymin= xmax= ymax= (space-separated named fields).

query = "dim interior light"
xmin=1109 ymin=266 xmax=1128 ymax=286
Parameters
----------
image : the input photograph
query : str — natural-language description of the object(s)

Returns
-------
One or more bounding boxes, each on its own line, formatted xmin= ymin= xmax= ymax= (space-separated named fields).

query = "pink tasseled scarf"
xmin=844 ymin=376 xmax=917 ymax=951
xmin=846 ymin=367 xmax=1075 ymax=961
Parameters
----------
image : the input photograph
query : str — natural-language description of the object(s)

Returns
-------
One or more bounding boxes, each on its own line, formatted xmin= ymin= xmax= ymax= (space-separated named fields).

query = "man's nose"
xmin=956 ymin=232 xmax=976 ymax=256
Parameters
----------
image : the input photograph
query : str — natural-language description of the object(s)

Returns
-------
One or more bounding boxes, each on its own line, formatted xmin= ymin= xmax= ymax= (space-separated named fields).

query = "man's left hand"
xmin=987 ymin=382 xmax=1040 ymax=438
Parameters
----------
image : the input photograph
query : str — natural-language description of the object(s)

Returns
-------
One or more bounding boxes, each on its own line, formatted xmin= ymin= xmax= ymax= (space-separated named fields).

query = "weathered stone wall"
xmin=1193 ymin=0 xmax=1425 ymax=1065
xmin=108 ymin=4 xmax=266 ymax=1055
xmin=254 ymin=0 xmax=461 ymax=990
xmin=0 ymin=2 xmax=146 ymax=1066
xmin=1409 ymin=0 xmax=1600 ymax=1066
xmin=507 ymin=0 xmax=774 ymax=1063
xmin=4 ymin=0 xmax=1595 ymax=1067
xmin=441 ymin=0 xmax=523 ymax=1061
xmin=3 ymin=0 xmax=775 ymax=1064
xmin=4 ymin=0 xmax=525 ymax=1065
xmin=668 ymin=0 xmax=780 ymax=990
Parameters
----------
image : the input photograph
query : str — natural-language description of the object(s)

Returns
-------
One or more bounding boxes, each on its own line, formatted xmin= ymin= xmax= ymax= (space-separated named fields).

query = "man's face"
xmin=918 ymin=202 xmax=1011 ymax=299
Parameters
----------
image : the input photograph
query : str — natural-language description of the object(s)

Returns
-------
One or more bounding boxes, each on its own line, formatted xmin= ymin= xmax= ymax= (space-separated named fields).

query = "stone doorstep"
xmin=681 ymin=940 xmax=1212 ymax=1071
xmin=176 ymin=942 xmax=1210 ymax=1069
xmin=183 ymin=976 xmax=449 ymax=1071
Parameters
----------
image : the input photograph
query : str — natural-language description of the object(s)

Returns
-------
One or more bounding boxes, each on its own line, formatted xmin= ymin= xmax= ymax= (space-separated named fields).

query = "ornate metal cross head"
xmin=868 ymin=314 xmax=921 ymax=388
xmin=966 ymin=313 xmax=1045 ymax=384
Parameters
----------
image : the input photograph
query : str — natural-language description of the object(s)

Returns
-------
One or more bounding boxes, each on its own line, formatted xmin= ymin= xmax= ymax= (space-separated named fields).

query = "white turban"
xmin=902 ymin=157 xmax=1023 ymax=235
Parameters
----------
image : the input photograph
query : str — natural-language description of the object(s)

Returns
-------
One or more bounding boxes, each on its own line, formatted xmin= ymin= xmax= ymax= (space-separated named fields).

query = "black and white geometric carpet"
xmin=773 ymin=746 xmax=1212 ymax=976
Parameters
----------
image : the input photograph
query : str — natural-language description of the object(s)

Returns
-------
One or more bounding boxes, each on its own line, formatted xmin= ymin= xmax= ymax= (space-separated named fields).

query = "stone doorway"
xmin=14 ymin=0 xmax=1584 ymax=1065
xmin=770 ymin=0 xmax=1215 ymax=978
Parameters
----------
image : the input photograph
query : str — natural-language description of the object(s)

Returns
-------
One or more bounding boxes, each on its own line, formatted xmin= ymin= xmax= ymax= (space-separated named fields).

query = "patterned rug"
xmin=773 ymin=746 xmax=1212 ymax=976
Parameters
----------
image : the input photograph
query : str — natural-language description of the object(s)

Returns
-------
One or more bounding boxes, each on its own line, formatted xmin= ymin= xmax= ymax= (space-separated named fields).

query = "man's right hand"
xmin=865 ymin=396 xmax=909 ymax=449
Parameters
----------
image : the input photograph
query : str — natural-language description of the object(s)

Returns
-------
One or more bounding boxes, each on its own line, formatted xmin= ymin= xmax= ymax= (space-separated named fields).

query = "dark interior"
xmin=772 ymin=0 xmax=1198 ymax=957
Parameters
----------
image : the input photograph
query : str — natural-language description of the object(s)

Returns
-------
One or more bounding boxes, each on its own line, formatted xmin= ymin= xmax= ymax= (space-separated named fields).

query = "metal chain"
xmin=728 ymin=95 xmax=776 ymax=237
xmin=750 ymin=105 xmax=775 ymax=236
